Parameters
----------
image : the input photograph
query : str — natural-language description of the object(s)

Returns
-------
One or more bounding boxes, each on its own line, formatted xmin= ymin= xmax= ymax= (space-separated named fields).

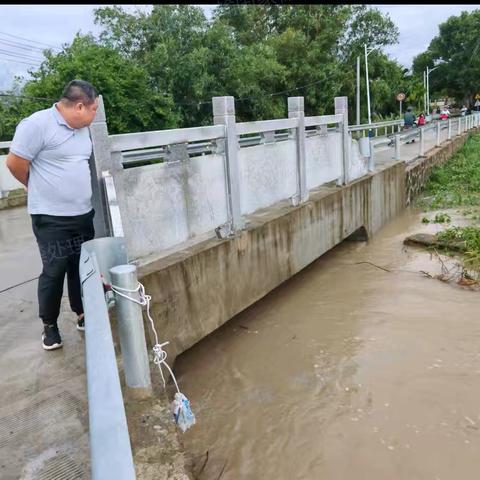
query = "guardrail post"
xmin=89 ymin=95 xmax=113 ymax=238
xmin=458 ymin=117 xmax=462 ymax=136
xmin=436 ymin=122 xmax=441 ymax=146
xmin=288 ymin=97 xmax=308 ymax=201
xmin=110 ymin=264 xmax=152 ymax=400
xmin=334 ymin=96 xmax=350 ymax=183
xmin=212 ymin=96 xmax=244 ymax=232
xmin=394 ymin=133 xmax=401 ymax=160
xmin=419 ymin=127 xmax=425 ymax=156
xmin=448 ymin=119 xmax=452 ymax=140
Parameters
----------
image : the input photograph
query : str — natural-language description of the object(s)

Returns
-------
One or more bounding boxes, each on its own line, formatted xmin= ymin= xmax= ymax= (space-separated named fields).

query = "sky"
xmin=0 ymin=4 xmax=479 ymax=91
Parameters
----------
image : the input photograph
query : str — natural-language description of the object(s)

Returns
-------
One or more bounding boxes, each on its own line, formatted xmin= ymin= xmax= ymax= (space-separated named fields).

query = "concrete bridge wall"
xmin=137 ymin=129 xmax=477 ymax=362
xmin=137 ymin=161 xmax=405 ymax=361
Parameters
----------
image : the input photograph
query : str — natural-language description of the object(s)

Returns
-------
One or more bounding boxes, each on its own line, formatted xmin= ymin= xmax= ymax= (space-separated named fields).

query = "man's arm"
xmin=6 ymin=152 xmax=30 ymax=187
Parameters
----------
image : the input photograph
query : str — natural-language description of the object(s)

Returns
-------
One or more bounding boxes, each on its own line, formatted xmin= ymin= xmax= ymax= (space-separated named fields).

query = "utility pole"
xmin=356 ymin=56 xmax=360 ymax=125
xmin=364 ymin=44 xmax=373 ymax=125
xmin=423 ymin=70 xmax=426 ymax=113
xmin=426 ymin=66 xmax=439 ymax=116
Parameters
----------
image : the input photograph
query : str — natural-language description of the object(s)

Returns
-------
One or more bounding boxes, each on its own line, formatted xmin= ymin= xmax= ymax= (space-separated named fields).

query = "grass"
xmin=416 ymin=133 xmax=480 ymax=210
xmin=436 ymin=226 xmax=480 ymax=274
xmin=415 ymin=132 xmax=480 ymax=276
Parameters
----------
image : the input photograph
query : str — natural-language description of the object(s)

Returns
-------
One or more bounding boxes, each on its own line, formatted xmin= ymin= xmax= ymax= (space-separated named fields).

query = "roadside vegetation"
xmin=418 ymin=133 xmax=480 ymax=211
xmin=415 ymin=132 xmax=480 ymax=280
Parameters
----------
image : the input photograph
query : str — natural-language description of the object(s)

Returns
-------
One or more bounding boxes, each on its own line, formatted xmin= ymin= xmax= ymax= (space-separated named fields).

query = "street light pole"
xmin=365 ymin=44 xmax=374 ymax=125
xmin=426 ymin=66 xmax=439 ymax=116
xmin=423 ymin=70 xmax=426 ymax=113
xmin=356 ymin=56 xmax=360 ymax=125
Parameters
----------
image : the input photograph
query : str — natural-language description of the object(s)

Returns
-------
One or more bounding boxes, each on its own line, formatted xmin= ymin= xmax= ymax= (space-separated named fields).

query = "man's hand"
xmin=6 ymin=152 xmax=30 ymax=188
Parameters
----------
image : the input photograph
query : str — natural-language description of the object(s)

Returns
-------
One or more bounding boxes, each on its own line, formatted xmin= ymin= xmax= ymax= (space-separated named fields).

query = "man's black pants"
xmin=31 ymin=210 xmax=95 ymax=326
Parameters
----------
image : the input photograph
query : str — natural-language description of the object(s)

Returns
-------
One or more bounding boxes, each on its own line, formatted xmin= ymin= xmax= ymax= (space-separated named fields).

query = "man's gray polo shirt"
xmin=10 ymin=104 xmax=93 ymax=216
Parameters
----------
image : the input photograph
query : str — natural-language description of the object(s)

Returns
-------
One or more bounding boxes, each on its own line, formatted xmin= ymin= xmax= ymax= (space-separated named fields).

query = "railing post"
xmin=419 ymin=127 xmax=425 ymax=156
xmin=212 ymin=96 xmax=244 ymax=232
xmin=458 ymin=117 xmax=462 ymax=136
xmin=394 ymin=133 xmax=401 ymax=160
xmin=436 ymin=121 xmax=441 ymax=146
xmin=334 ymin=96 xmax=350 ymax=183
xmin=369 ymin=136 xmax=375 ymax=171
xmin=89 ymin=95 xmax=113 ymax=238
xmin=448 ymin=119 xmax=452 ymax=140
xmin=288 ymin=97 xmax=308 ymax=202
xmin=110 ymin=265 xmax=152 ymax=400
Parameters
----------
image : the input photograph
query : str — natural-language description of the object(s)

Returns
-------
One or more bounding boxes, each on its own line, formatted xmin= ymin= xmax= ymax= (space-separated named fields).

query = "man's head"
xmin=58 ymin=80 xmax=99 ymax=128
xmin=407 ymin=107 xmax=412 ymax=112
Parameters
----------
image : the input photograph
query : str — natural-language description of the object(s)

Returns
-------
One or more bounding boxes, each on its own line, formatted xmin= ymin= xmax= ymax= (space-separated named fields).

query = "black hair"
xmin=60 ymin=80 xmax=98 ymax=106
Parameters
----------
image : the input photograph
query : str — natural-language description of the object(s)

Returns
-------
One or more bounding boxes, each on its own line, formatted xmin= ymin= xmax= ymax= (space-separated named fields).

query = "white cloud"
xmin=376 ymin=4 xmax=480 ymax=67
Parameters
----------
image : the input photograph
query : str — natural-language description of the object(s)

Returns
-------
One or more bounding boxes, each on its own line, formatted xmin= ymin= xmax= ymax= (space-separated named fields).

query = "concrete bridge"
xmin=0 ymin=96 xmax=478 ymax=479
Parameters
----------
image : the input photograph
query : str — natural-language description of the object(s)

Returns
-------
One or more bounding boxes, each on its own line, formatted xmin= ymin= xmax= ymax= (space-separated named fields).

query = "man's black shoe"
xmin=42 ymin=324 xmax=63 ymax=351
xmin=76 ymin=313 xmax=85 ymax=332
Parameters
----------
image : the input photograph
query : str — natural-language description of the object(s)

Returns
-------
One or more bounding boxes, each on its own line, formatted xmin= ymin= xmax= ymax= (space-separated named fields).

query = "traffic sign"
xmin=396 ymin=92 xmax=406 ymax=101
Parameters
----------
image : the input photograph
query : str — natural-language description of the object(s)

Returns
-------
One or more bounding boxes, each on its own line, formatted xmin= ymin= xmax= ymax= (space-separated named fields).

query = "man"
xmin=6 ymin=80 xmax=99 ymax=350
xmin=403 ymin=107 xmax=416 ymax=144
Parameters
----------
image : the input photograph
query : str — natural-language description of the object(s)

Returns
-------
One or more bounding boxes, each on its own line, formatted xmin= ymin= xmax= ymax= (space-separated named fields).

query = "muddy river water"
xmin=175 ymin=208 xmax=480 ymax=480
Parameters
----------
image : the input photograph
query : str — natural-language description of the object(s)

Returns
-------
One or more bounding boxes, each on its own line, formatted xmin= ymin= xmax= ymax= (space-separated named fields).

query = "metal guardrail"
xmin=120 ymin=124 xmax=340 ymax=167
xmin=79 ymin=237 xmax=137 ymax=480
xmin=349 ymin=118 xmax=404 ymax=135
xmin=366 ymin=114 xmax=479 ymax=164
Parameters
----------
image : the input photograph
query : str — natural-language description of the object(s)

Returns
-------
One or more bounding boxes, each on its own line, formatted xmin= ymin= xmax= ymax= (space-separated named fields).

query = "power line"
xmin=0 ymin=30 xmax=62 ymax=51
xmin=170 ymin=79 xmax=325 ymax=107
xmin=0 ymin=78 xmax=324 ymax=107
xmin=0 ymin=37 xmax=49 ymax=54
xmin=0 ymin=57 xmax=41 ymax=67
xmin=0 ymin=48 xmax=43 ymax=63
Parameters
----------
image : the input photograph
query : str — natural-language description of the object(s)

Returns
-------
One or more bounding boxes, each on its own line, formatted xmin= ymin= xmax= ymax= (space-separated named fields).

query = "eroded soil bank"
xmin=174 ymin=207 xmax=480 ymax=480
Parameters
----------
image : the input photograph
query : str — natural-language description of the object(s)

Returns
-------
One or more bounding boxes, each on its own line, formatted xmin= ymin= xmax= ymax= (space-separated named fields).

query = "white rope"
xmin=109 ymin=282 xmax=181 ymax=393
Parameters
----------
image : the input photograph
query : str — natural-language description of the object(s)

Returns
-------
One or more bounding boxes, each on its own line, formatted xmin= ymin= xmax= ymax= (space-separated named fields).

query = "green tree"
xmin=21 ymin=34 xmax=178 ymax=134
xmin=412 ymin=9 xmax=480 ymax=105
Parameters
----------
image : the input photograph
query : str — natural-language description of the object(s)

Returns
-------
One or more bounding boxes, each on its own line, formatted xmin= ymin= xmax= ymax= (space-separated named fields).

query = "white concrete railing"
xmin=93 ymin=98 xmax=480 ymax=262
xmin=98 ymin=96 xmax=361 ymax=260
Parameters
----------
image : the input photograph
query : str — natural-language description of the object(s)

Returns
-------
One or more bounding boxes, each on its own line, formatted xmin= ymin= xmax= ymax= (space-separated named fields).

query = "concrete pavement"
xmin=373 ymin=122 xmax=451 ymax=166
xmin=0 ymin=207 xmax=89 ymax=479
